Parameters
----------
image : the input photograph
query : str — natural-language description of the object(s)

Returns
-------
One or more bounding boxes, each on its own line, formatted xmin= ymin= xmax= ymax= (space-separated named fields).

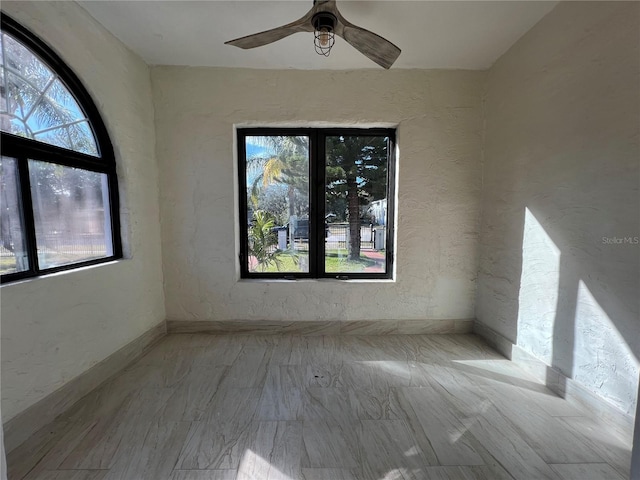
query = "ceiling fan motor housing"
xmin=313 ymin=12 xmax=337 ymax=55
xmin=312 ymin=12 xmax=337 ymax=33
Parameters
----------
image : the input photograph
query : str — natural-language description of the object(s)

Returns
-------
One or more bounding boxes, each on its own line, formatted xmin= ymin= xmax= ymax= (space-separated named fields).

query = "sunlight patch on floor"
xmin=237 ymin=449 xmax=293 ymax=480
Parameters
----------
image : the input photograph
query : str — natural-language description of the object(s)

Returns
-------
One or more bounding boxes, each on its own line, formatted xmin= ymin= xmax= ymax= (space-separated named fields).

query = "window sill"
xmin=0 ymin=259 xmax=122 ymax=287
xmin=238 ymin=277 xmax=395 ymax=284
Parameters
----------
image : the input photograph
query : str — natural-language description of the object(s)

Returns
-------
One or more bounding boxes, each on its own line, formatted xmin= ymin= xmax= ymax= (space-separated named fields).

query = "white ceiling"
xmin=78 ymin=1 xmax=557 ymax=70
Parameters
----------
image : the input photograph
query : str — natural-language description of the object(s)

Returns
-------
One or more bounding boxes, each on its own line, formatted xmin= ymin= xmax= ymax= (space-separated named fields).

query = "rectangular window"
xmin=0 ymin=156 xmax=117 ymax=283
xmin=238 ymin=128 xmax=395 ymax=279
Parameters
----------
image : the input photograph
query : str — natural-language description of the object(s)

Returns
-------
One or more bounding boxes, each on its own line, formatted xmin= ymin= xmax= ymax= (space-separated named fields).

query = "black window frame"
xmin=0 ymin=14 xmax=122 ymax=284
xmin=238 ymin=127 xmax=396 ymax=280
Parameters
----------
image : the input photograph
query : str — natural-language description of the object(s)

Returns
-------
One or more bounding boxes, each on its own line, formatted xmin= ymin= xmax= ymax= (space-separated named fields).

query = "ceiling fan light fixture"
xmin=313 ymin=12 xmax=336 ymax=56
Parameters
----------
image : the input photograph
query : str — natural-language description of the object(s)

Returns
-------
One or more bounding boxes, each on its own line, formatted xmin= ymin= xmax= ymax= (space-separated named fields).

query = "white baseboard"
xmin=474 ymin=321 xmax=635 ymax=442
xmin=3 ymin=321 xmax=167 ymax=453
xmin=167 ymin=318 xmax=474 ymax=335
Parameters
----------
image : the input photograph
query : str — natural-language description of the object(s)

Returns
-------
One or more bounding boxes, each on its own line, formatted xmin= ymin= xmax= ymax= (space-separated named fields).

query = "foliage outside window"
xmin=0 ymin=15 xmax=121 ymax=283
xmin=239 ymin=128 xmax=395 ymax=279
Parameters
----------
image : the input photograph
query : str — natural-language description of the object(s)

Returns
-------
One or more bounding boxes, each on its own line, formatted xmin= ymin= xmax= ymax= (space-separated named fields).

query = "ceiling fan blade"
xmin=226 ymin=14 xmax=314 ymax=49
xmin=336 ymin=22 xmax=401 ymax=69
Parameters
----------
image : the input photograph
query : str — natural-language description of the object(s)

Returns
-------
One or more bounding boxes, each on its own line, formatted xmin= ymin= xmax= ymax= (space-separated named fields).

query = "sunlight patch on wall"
xmin=516 ymin=207 xmax=561 ymax=364
xmin=574 ymin=280 xmax=640 ymax=413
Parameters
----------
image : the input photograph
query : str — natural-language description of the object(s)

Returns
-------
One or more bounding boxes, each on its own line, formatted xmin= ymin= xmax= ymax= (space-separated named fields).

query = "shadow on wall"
xmin=515 ymin=206 xmax=639 ymax=415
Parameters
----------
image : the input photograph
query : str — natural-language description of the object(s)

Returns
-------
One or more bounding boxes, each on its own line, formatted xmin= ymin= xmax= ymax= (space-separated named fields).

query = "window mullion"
xmin=0 ymin=133 xmax=112 ymax=173
xmin=107 ymin=172 xmax=123 ymax=259
xmin=307 ymin=131 xmax=317 ymax=277
xmin=315 ymin=131 xmax=327 ymax=278
xmin=237 ymin=130 xmax=250 ymax=278
xmin=32 ymin=118 xmax=87 ymax=136
xmin=385 ymin=134 xmax=396 ymax=275
xmin=22 ymin=75 xmax=57 ymax=125
xmin=16 ymin=156 xmax=40 ymax=274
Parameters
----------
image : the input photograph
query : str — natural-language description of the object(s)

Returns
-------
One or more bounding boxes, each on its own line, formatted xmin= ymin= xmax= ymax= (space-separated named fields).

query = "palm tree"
xmin=248 ymin=136 xmax=308 ymax=211
xmin=248 ymin=210 xmax=283 ymax=272
xmin=246 ymin=136 xmax=309 ymax=246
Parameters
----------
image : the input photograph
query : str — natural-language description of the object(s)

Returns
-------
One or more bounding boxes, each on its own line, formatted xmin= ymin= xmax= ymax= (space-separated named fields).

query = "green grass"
xmin=325 ymin=250 xmax=376 ymax=272
xmin=1 ymin=256 xmax=17 ymax=274
xmin=260 ymin=254 xmax=302 ymax=272
xmin=253 ymin=249 xmax=377 ymax=273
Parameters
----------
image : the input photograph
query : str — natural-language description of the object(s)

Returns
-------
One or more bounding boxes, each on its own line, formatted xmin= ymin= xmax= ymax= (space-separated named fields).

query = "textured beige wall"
xmin=477 ymin=2 xmax=640 ymax=414
xmin=153 ymin=68 xmax=484 ymax=322
xmin=0 ymin=2 xmax=165 ymax=421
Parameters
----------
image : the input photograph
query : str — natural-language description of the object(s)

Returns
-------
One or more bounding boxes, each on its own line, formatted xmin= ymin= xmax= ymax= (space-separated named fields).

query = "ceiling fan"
xmin=225 ymin=0 xmax=401 ymax=69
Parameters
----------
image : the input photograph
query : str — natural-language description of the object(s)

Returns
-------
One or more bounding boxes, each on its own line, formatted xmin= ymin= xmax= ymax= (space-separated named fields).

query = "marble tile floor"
xmin=7 ymin=334 xmax=632 ymax=480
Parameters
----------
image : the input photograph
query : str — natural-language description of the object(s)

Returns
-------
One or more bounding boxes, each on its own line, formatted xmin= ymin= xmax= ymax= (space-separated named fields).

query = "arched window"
xmin=0 ymin=14 xmax=121 ymax=283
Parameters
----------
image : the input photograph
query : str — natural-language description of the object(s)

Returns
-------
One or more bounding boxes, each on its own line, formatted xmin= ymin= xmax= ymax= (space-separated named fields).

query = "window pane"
xmin=5 ymin=116 xmax=28 ymax=137
xmin=2 ymin=33 xmax=54 ymax=90
xmin=0 ymin=66 xmax=6 ymax=114
xmin=245 ymin=135 xmax=309 ymax=273
xmin=29 ymin=160 xmax=112 ymax=269
xmin=0 ymin=156 xmax=28 ymax=274
xmin=325 ymin=135 xmax=389 ymax=274
xmin=33 ymin=126 xmax=73 ymax=150
xmin=69 ymin=121 xmax=98 ymax=156
xmin=7 ymin=71 xmax=41 ymax=120
xmin=0 ymin=32 xmax=99 ymax=157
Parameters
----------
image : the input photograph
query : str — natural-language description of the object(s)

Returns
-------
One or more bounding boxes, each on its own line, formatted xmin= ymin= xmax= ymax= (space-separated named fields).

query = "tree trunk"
xmin=287 ymin=184 xmax=295 ymax=218
xmin=346 ymin=176 xmax=360 ymax=261
xmin=288 ymin=185 xmax=295 ymax=249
